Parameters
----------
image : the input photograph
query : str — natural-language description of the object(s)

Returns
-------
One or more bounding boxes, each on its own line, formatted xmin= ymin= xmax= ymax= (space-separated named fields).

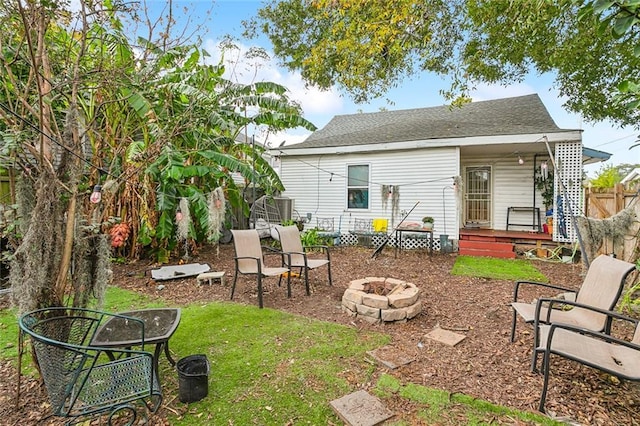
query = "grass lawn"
xmin=0 ymin=283 xmax=560 ymax=425
xmin=452 ymin=255 xmax=548 ymax=282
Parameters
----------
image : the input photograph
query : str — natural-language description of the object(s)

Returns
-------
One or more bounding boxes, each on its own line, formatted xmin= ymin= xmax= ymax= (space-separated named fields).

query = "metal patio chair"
xmin=538 ymin=303 xmax=640 ymax=413
xmin=230 ymin=229 xmax=291 ymax=308
xmin=510 ymin=254 xmax=636 ymax=371
xmin=349 ymin=218 xmax=374 ymax=247
xmin=18 ymin=307 xmax=162 ymax=425
xmin=316 ymin=217 xmax=341 ymax=245
xmin=275 ymin=225 xmax=332 ymax=296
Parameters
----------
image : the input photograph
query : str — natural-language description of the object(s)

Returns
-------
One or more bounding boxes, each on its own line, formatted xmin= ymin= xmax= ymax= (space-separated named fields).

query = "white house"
xmin=269 ymin=94 xmax=610 ymax=252
xmin=621 ymin=168 xmax=640 ymax=188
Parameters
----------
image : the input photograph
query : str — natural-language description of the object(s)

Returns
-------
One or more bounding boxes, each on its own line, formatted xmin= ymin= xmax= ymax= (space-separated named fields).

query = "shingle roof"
xmin=283 ymin=94 xmax=574 ymax=150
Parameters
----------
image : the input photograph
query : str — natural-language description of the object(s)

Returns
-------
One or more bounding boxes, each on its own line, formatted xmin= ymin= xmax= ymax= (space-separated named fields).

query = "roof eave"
xmin=270 ymin=131 xmax=582 ymax=157
xmin=582 ymin=147 xmax=612 ymax=165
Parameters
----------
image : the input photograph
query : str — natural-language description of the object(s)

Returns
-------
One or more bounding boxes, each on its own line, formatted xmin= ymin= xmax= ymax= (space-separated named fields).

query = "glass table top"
xmin=92 ymin=308 xmax=181 ymax=347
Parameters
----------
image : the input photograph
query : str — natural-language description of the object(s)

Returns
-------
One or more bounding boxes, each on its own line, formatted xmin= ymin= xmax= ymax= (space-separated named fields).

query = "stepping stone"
xmin=151 ymin=263 xmax=210 ymax=281
xmin=425 ymin=327 xmax=466 ymax=347
xmin=366 ymin=346 xmax=414 ymax=370
xmin=196 ymin=271 xmax=225 ymax=286
xmin=330 ymin=390 xmax=394 ymax=426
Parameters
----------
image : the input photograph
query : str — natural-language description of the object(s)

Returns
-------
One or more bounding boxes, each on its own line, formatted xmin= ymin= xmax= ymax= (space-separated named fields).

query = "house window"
xmin=347 ymin=165 xmax=369 ymax=209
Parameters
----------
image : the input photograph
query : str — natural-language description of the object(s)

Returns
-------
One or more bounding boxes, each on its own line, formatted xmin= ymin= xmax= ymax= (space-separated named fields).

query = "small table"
xmin=395 ymin=227 xmax=433 ymax=257
xmin=92 ymin=308 xmax=181 ymax=379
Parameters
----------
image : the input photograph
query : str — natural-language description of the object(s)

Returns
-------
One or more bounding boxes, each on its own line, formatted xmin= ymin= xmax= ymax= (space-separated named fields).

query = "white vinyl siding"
xmin=278 ymin=147 xmax=460 ymax=238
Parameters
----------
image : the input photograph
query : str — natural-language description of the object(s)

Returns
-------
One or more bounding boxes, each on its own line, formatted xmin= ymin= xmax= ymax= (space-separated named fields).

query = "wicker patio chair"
xmin=230 ymin=229 xmax=291 ymax=308
xmin=275 ymin=225 xmax=332 ymax=296
xmin=18 ymin=307 xmax=162 ymax=425
xmin=538 ymin=303 xmax=640 ymax=413
xmin=510 ymin=254 xmax=636 ymax=371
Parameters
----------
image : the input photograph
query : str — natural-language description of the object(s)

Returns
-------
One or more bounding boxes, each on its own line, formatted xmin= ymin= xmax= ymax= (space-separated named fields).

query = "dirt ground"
xmin=2 ymin=243 xmax=640 ymax=425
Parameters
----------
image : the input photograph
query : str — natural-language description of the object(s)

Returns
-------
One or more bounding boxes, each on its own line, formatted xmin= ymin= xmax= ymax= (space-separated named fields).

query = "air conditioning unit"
xmin=273 ymin=197 xmax=294 ymax=222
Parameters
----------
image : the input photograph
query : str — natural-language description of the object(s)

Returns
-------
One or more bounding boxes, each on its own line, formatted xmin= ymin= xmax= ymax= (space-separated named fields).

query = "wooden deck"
xmin=459 ymin=228 xmax=553 ymax=242
xmin=458 ymin=228 xmax=553 ymax=258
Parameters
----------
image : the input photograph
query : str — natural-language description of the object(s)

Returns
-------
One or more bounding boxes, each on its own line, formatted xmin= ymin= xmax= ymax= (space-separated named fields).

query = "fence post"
xmin=615 ymin=183 xmax=625 ymax=213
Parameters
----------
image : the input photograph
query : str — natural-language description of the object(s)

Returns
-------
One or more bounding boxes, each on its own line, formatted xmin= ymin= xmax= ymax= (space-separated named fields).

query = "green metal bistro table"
xmin=92 ymin=308 xmax=181 ymax=380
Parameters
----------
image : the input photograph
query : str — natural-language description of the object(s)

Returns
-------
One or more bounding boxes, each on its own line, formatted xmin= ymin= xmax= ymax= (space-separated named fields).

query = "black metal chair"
xmin=19 ymin=307 xmax=162 ymax=425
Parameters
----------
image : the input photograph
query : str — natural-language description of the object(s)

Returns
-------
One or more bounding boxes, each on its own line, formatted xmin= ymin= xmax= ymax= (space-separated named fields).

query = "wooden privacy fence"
xmin=584 ymin=183 xmax=635 ymax=219
xmin=583 ymin=183 xmax=639 ymax=260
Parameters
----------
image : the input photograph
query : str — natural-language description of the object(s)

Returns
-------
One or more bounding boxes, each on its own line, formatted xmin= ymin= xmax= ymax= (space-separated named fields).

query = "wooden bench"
xmin=506 ymin=206 xmax=541 ymax=232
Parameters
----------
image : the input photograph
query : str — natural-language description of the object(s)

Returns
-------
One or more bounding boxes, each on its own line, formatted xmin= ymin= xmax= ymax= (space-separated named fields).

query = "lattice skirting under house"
xmin=335 ymin=233 xmax=442 ymax=251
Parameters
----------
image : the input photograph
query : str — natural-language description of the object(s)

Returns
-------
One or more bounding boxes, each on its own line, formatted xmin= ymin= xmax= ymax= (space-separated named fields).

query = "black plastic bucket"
xmin=177 ymin=354 xmax=210 ymax=403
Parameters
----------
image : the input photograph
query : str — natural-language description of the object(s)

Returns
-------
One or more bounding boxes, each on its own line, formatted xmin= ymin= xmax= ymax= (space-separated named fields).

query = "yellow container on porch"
xmin=372 ymin=218 xmax=388 ymax=233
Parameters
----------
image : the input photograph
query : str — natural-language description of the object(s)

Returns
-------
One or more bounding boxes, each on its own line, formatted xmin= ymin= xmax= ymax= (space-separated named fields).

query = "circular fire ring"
xmin=341 ymin=277 xmax=422 ymax=324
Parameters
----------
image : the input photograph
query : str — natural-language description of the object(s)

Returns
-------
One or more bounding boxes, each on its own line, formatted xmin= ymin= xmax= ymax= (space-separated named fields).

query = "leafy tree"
xmin=589 ymin=163 xmax=637 ymax=189
xmin=99 ymin=43 xmax=315 ymax=261
xmin=613 ymin=162 xmax=640 ymax=178
xmin=0 ymin=1 xmax=113 ymax=311
xmin=251 ymin=0 xmax=640 ymax=129
xmin=0 ymin=1 xmax=314 ymax=312
xmin=250 ymin=0 xmax=462 ymax=104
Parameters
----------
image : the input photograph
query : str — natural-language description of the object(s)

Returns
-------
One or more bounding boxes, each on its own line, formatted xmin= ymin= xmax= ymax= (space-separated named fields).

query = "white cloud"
xmin=469 ymin=82 xmax=536 ymax=102
xmin=202 ymin=39 xmax=343 ymax=119
xmin=264 ymin=131 xmax=310 ymax=147
xmin=199 ymin=38 xmax=639 ymax=165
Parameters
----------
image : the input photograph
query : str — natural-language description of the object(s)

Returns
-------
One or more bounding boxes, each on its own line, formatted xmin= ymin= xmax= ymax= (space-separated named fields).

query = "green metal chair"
xmin=19 ymin=307 xmax=162 ymax=425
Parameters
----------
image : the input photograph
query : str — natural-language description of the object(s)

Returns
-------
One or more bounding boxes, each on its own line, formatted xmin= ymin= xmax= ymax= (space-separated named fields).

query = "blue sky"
xmin=172 ymin=0 xmax=638 ymax=175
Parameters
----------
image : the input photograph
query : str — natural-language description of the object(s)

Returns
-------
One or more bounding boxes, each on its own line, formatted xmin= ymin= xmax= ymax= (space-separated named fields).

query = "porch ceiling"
xmin=460 ymin=142 xmax=553 ymax=156
xmin=460 ymin=143 xmax=611 ymax=165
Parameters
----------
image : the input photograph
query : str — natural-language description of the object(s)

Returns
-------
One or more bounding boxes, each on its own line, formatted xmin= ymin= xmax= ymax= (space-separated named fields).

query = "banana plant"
xmin=107 ymin=41 xmax=314 ymax=259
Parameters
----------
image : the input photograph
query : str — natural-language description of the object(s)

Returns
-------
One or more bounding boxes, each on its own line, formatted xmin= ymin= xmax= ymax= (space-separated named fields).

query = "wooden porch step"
xmin=459 ymin=240 xmax=514 ymax=252
xmin=459 ymin=234 xmax=512 ymax=243
xmin=458 ymin=240 xmax=516 ymax=259
xmin=459 ymin=228 xmax=552 ymax=242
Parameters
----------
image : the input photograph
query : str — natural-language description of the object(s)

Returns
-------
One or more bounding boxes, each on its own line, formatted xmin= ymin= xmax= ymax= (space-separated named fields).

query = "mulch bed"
xmin=1 ymin=244 xmax=639 ymax=425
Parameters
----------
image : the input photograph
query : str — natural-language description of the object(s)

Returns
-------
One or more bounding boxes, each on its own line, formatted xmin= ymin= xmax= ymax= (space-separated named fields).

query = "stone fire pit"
xmin=341 ymin=277 xmax=422 ymax=324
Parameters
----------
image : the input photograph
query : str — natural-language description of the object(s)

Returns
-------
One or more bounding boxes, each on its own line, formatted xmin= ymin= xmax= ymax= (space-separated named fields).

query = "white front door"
xmin=464 ymin=166 xmax=492 ymax=228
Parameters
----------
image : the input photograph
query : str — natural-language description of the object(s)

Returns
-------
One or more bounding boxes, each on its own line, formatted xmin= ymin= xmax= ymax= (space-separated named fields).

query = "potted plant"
xmin=422 ymin=216 xmax=434 ymax=230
